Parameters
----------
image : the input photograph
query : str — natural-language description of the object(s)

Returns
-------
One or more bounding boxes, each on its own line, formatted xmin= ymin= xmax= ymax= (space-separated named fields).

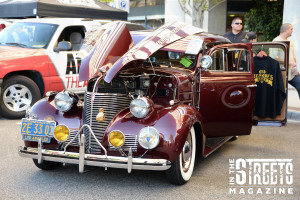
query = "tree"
xmin=178 ymin=0 xmax=225 ymax=28
xmin=244 ymin=0 xmax=284 ymax=41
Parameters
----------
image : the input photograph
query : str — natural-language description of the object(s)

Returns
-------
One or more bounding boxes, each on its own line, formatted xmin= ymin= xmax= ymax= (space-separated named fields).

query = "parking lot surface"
xmin=0 ymin=119 xmax=299 ymax=200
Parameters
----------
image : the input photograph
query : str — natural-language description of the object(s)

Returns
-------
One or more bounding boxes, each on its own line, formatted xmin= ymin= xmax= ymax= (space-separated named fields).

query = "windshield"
xmin=146 ymin=34 xmax=203 ymax=69
xmin=0 ymin=22 xmax=58 ymax=49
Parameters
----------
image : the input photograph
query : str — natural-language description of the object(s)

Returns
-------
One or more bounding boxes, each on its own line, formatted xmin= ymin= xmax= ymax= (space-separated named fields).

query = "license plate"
xmin=21 ymin=118 xmax=56 ymax=143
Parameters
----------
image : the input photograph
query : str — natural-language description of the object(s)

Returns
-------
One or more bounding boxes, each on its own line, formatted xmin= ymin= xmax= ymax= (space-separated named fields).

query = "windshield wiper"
xmin=4 ymin=43 xmax=28 ymax=48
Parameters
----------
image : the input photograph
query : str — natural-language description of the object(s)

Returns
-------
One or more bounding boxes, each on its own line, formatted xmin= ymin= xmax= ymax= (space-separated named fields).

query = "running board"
xmin=203 ymin=136 xmax=232 ymax=158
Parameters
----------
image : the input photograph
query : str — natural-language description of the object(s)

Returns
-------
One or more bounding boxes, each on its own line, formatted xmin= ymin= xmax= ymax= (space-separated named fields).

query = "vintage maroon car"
xmin=18 ymin=21 xmax=289 ymax=185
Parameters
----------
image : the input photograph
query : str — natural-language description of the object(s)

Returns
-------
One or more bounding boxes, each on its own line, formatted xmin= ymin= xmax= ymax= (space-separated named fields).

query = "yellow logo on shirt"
xmin=235 ymin=51 xmax=239 ymax=59
xmin=254 ymin=69 xmax=273 ymax=86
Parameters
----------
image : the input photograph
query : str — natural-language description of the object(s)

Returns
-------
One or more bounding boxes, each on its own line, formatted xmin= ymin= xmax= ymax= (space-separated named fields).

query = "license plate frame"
xmin=21 ymin=118 xmax=56 ymax=143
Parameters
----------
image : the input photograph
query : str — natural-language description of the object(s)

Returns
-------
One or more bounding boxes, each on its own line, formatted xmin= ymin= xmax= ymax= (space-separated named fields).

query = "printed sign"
xmin=229 ymin=158 xmax=293 ymax=195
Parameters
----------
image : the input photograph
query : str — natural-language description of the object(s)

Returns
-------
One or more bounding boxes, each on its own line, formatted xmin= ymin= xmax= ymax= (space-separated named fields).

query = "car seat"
xmin=70 ymin=32 xmax=83 ymax=50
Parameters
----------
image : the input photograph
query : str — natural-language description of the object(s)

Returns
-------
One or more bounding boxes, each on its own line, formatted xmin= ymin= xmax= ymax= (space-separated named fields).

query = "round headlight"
xmin=138 ymin=127 xmax=160 ymax=150
xmin=54 ymin=125 xmax=70 ymax=142
xmin=130 ymin=97 xmax=150 ymax=118
xmin=54 ymin=91 xmax=73 ymax=112
xmin=108 ymin=130 xmax=125 ymax=148
xmin=200 ymin=55 xmax=212 ymax=69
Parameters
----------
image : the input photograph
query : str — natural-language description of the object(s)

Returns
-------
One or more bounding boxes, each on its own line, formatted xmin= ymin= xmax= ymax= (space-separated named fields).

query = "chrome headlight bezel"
xmin=54 ymin=91 xmax=74 ymax=112
xmin=130 ymin=97 xmax=151 ymax=118
xmin=138 ymin=126 xmax=160 ymax=150
xmin=200 ymin=55 xmax=212 ymax=69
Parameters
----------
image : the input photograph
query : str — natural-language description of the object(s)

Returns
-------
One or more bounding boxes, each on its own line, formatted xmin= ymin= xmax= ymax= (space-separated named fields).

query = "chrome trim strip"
xmin=84 ymin=125 xmax=107 ymax=155
xmin=246 ymin=84 xmax=257 ymax=88
xmin=18 ymin=146 xmax=171 ymax=171
xmin=92 ymin=76 xmax=103 ymax=94
xmin=89 ymin=76 xmax=103 ymax=152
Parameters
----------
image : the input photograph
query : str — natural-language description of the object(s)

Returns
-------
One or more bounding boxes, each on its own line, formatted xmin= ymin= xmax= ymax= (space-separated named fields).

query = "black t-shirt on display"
xmin=253 ymin=56 xmax=286 ymax=118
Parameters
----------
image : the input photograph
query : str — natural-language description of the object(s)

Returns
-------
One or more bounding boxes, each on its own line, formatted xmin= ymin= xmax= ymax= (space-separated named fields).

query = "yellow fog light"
xmin=54 ymin=125 xmax=70 ymax=142
xmin=108 ymin=131 xmax=125 ymax=148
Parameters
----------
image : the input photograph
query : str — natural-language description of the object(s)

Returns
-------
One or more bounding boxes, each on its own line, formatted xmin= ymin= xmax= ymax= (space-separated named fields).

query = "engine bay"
xmin=86 ymin=71 xmax=176 ymax=105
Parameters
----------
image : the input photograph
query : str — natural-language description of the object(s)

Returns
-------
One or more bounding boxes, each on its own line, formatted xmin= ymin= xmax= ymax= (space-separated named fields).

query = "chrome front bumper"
xmin=18 ymin=137 xmax=171 ymax=173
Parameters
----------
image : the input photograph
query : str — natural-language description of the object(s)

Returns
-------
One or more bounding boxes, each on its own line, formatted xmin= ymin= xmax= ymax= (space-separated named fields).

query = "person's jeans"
xmin=289 ymin=74 xmax=300 ymax=98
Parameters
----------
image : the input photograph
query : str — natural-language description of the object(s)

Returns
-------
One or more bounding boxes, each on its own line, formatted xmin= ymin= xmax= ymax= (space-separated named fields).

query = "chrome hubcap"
xmin=3 ymin=84 xmax=32 ymax=112
xmin=182 ymin=134 xmax=192 ymax=172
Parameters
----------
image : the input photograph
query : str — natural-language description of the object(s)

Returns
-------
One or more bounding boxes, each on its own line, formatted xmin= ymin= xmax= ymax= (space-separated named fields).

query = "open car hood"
xmin=78 ymin=21 xmax=203 ymax=82
xmin=78 ymin=21 xmax=133 ymax=81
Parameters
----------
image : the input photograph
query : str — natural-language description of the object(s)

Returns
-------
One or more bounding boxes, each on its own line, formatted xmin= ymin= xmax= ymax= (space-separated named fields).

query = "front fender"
xmin=29 ymin=97 xmax=82 ymax=127
xmin=104 ymin=104 xmax=200 ymax=162
xmin=24 ymin=97 xmax=82 ymax=148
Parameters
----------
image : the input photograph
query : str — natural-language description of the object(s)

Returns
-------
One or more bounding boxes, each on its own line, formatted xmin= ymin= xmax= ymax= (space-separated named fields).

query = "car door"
xmin=50 ymin=51 xmax=85 ymax=93
xmin=252 ymin=42 xmax=289 ymax=126
xmin=198 ymin=44 xmax=255 ymax=137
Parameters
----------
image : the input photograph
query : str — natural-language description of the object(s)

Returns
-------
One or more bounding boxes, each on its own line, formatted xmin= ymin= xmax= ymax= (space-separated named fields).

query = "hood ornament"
xmin=96 ymin=108 xmax=105 ymax=122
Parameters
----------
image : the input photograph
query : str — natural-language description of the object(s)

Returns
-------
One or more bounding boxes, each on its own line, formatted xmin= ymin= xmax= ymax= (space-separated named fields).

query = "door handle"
xmin=246 ymin=84 xmax=257 ymax=88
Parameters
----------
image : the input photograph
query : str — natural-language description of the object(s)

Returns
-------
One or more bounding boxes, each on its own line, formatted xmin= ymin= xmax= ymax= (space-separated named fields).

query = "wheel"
xmin=166 ymin=126 xmax=196 ymax=185
xmin=0 ymin=75 xmax=41 ymax=119
xmin=33 ymin=159 xmax=62 ymax=170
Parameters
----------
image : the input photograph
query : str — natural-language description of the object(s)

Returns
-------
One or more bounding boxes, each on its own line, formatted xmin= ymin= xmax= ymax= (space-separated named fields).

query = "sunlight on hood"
xmin=78 ymin=21 xmax=203 ymax=82
xmin=78 ymin=21 xmax=133 ymax=82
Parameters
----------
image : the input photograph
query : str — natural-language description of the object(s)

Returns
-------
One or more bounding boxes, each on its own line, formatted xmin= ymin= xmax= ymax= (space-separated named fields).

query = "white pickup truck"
xmin=0 ymin=18 xmax=144 ymax=118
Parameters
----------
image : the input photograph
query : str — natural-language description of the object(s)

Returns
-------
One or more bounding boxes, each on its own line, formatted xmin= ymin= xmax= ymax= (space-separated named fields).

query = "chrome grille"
xmin=109 ymin=134 xmax=138 ymax=152
xmin=65 ymin=129 xmax=79 ymax=146
xmin=83 ymin=92 xmax=131 ymax=153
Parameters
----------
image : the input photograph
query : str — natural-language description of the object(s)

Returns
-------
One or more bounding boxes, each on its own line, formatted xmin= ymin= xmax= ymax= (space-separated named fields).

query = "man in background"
xmin=273 ymin=23 xmax=300 ymax=98
xmin=224 ymin=17 xmax=246 ymax=43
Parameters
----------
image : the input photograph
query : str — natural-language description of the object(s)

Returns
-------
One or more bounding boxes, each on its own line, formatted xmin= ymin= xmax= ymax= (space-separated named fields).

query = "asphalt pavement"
xmin=1 ymin=118 xmax=299 ymax=200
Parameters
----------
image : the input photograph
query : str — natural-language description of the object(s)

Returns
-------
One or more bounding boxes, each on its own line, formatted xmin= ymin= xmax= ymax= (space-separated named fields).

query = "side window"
xmin=55 ymin=26 xmax=85 ymax=51
xmin=227 ymin=49 xmax=250 ymax=72
xmin=210 ymin=49 xmax=225 ymax=71
xmin=210 ymin=48 xmax=250 ymax=72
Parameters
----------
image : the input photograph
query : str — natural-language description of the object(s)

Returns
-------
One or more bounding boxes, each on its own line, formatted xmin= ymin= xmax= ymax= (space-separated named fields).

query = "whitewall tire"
xmin=166 ymin=126 xmax=196 ymax=185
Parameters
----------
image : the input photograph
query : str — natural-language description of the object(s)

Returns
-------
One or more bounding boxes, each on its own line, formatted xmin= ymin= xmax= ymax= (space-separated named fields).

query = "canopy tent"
xmin=0 ymin=0 xmax=127 ymax=20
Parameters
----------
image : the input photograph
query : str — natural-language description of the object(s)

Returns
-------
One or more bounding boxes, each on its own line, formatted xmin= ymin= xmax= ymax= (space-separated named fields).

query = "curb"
xmin=287 ymin=110 xmax=300 ymax=121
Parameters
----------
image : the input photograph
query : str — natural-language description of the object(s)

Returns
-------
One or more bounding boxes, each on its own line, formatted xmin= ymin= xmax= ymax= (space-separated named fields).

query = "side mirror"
xmin=200 ymin=55 xmax=212 ymax=70
xmin=54 ymin=41 xmax=72 ymax=52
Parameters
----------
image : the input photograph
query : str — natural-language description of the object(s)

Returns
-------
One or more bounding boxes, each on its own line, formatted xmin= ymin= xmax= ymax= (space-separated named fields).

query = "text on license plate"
xmin=21 ymin=118 xmax=56 ymax=143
